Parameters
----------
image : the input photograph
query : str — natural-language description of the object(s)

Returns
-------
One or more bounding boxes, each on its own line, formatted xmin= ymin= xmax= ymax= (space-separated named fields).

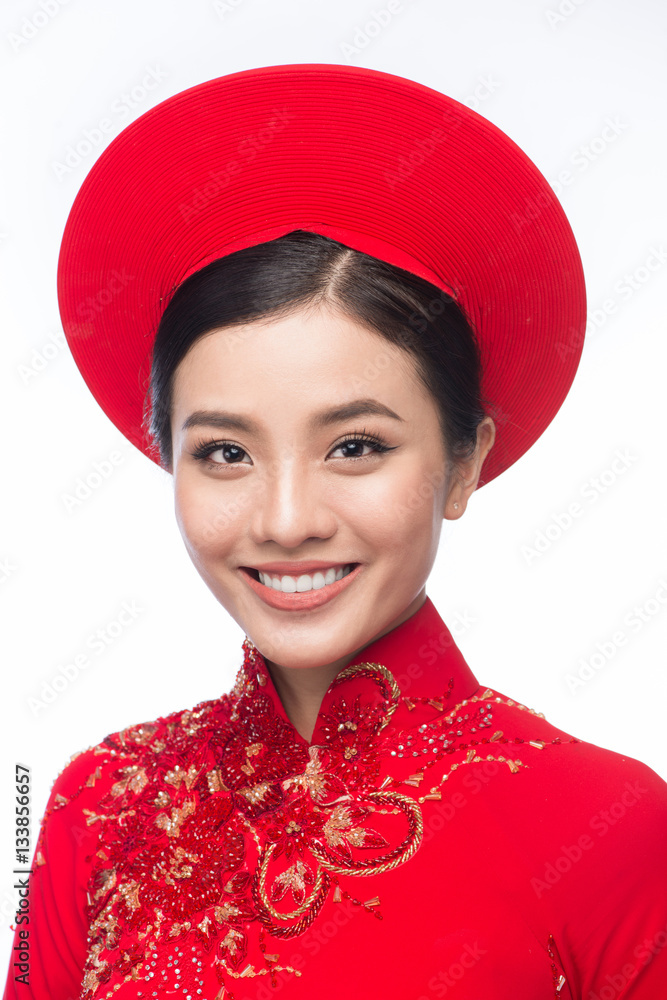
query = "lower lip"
xmin=239 ymin=565 xmax=363 ymax=611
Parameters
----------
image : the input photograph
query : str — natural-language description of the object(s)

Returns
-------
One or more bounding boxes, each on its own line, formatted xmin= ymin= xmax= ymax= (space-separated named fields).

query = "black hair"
xmin=144 ymin=229 xmax=492 ymax=476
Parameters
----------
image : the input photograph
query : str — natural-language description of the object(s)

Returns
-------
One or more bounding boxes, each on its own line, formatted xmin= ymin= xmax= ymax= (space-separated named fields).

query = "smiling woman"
xmin=4 ymin=63 xmax=667 ymax=1000
xmin=153 ymin=232 xmax=493 ymax=732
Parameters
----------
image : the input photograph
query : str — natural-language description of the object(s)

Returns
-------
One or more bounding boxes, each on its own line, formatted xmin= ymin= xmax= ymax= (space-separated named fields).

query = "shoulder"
xmin=474 ymin=684 xmax=667 ymax=812
xmin=472 ymin=689 xmax=667 ymax=987
xmin=41 ymin=690 xmax=236 ymax=827
xmin=483 ymin=684 xmax=667 ymax=793
xmin=468 ymin=685 xmax=667 ymax=890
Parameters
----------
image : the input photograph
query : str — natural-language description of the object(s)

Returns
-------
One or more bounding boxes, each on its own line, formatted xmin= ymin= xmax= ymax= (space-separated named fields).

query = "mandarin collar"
xmin=239 ymin=596 xmax=481 ymax=746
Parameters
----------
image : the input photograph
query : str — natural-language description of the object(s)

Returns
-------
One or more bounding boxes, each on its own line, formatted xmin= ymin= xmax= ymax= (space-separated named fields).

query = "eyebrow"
xmin=180 ymin=399 xmax=405 ymax=434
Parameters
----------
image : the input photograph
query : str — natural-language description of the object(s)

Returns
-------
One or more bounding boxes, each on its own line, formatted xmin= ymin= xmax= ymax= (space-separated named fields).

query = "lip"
xmin=239 ymin=563 xmax=363 ymax=611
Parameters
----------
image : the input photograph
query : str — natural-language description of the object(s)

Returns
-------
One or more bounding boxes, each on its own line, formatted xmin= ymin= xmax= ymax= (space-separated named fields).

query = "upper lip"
xmin=243 ymin=561 xmax=357 ymax=575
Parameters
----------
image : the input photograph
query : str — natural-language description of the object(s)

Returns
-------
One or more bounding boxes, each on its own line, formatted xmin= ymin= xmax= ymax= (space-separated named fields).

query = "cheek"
xmin=173 ymin=474 xmax=244 ymax=557
xmin=339 ymin=459 xmax=445 ymax=559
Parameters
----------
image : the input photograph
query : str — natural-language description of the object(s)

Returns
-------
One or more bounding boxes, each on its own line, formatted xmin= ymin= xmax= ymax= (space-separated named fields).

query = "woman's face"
xmin=170 ymin=304 xmax=493 ymax=671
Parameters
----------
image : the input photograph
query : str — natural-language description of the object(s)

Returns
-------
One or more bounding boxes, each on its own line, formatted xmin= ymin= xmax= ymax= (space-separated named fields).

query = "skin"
xmin=169 ymin=303 xmax=495 ymax=742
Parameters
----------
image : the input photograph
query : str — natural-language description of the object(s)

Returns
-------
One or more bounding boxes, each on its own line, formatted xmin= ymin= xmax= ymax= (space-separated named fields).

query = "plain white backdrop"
xmin=1 ymin=0 xmax=666 ymax=968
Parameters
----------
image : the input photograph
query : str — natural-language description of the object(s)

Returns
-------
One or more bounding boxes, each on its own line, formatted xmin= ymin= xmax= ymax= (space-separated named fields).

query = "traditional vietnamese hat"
xmin=57 ymin=62 xmax=586 ymax=487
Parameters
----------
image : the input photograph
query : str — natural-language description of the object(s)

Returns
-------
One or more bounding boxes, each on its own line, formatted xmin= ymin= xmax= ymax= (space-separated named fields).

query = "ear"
xmin=444 ymin=416 xmax=496 ymax=519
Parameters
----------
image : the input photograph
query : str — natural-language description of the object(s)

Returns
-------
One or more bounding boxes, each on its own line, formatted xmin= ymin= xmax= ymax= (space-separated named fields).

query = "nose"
xmin=249 ymin=452 xmax=337 ymax=549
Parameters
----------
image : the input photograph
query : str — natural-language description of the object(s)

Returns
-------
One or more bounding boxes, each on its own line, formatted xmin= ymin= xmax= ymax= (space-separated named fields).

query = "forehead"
xmin=171 ymin=306 xmax=424 ymax=406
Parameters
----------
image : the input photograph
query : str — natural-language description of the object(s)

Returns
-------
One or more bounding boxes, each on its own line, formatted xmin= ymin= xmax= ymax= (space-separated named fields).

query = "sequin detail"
xmin=67 ymin=639 xmax=574 ymax=999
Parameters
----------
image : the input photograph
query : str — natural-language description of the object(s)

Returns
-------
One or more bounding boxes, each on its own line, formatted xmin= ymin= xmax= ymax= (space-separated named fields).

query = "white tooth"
xmin=255 ymin=566 xmax=355 ymax=592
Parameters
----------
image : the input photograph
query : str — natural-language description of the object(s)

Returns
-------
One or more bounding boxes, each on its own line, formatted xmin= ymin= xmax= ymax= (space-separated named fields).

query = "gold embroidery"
xmin=110 ymin=765 xmax=148 ymax=798
xmin=311 ymin=791 xmax=423 ymax=876
xmin=257 ymin=844 xmax=328 ymax=921
xmin=76 ymin=636 xmax=575 ymax=999
xmin=164 ymin=763 xmax=199 ymax=789
xmin=332 ymin=661 xmax=401 ymax=732
xmin=154 ymin=799 xmax=196 ymax=836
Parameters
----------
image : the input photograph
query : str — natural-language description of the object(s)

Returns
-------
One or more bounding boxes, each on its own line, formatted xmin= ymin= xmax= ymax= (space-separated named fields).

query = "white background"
xmin=1 ymin=0 xmax=666 ymax=970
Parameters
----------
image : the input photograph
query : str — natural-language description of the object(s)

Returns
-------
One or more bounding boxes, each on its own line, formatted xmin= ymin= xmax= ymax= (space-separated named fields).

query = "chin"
xmin=246 ymin=616 xmax=364 ymax=669
xmin=209 ymin=564 xmax=415 ymax=668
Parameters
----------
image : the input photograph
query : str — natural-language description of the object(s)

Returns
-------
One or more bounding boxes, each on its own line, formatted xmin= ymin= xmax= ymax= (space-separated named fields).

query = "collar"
xmin=238 ymin=596 xmax=481 ymax=746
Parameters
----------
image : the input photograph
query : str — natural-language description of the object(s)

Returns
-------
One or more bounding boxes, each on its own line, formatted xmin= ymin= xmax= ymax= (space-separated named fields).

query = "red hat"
xmin=57 ymin=62 xmax=586 ymax=487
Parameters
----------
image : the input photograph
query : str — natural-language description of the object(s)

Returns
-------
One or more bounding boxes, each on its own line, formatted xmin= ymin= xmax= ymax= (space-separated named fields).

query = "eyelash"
xmin=190 ymin=428 xmax=396 ymax=470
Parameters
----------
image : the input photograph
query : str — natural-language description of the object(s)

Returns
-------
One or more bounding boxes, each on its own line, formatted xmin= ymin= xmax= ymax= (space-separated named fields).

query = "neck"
xmin=265 ymin=655 xmax=350 ymax=743
xmin=264 ymin=589 xmax=427 ymax=743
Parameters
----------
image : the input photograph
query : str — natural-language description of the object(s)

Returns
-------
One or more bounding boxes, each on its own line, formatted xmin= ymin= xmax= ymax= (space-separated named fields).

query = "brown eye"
xmin=330 ymin=439 xmax=379 ymax=459
xmin=191 ymin=439 xmax=252 ymax=466
xmin=209 ymin=444 xmax=249 ymax=464
xmin=328 ymin=432 xmax=395 ymax=461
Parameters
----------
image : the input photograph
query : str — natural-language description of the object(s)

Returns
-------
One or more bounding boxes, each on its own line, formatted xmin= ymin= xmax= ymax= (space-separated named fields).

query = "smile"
xmin=238 ymin=563 xmax=362 ymax=612
xmin=258 ymin=564 xmax=355 ymax=593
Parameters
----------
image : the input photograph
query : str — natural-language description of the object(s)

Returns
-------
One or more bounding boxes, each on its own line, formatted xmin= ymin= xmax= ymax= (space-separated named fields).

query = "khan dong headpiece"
xmin=57 ymin=63 xmax=587 ymax=486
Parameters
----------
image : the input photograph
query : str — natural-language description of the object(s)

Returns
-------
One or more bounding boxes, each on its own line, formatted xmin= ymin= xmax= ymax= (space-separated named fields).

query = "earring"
xmin=453 ymin=503 xmax=459 ymax=510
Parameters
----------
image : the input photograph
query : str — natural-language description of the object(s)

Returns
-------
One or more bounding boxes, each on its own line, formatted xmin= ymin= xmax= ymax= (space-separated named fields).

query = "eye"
xmin=188 ymin=429 xmax=397 ymax=471
xmin=328 ymin=431 xmax=395 ymax=460
xmin=190 ymin=438 xmax=252 ymax=468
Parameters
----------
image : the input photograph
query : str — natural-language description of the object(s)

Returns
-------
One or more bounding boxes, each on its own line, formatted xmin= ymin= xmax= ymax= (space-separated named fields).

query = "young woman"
xmin=5 ymin=63 xmax=667 ymax=1000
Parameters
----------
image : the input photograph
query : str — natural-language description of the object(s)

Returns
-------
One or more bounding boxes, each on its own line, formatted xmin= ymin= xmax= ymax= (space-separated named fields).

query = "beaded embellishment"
xmin=54 ymin=638 xmax=576 ymax=999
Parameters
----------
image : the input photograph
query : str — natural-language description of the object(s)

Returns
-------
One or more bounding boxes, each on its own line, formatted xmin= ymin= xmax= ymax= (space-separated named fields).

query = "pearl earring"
xmin=453 ymin=503 xmax=459 ymax=510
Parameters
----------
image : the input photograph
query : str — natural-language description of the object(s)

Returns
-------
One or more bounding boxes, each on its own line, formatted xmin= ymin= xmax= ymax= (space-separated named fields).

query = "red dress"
xmin=5 ymin=597 xmax=667 ymax=999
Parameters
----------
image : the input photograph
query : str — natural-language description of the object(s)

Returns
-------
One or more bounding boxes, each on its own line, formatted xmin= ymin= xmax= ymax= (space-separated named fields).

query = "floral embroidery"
xmin=71 ymin=639 xmax=574 ymax=999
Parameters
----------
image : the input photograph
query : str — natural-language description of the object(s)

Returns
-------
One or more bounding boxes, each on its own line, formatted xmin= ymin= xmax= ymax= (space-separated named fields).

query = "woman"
xmin=5 ymin=63 xmax=667 ymax=1000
